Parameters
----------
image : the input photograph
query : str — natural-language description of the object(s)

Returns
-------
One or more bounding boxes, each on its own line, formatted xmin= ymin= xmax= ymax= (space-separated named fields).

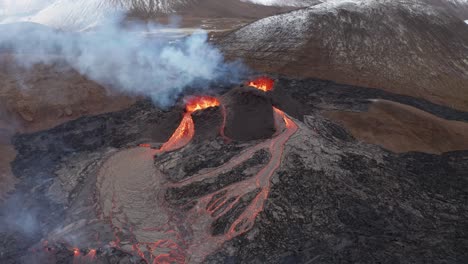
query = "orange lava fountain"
xmin=247 ymin=77 xmax=274 ymax=92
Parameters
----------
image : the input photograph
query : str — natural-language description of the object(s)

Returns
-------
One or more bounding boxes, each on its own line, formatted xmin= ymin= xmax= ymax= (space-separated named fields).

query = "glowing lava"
xmin=159 ymin=112 xmax=195 ymax=152
xmin=247 ymin=77 xmax=274 ymax=92
xmin=160 ymin=96 xmax=219 ymax=152
xmin=168 ymin=107 xmax=298 ymax=262
xmin=141 ymin=96 xmax=220 ymax=153
xmin=98 ymin=92 xmax=298 ymax=263
xmin=85 ymin=249 xmax=97 ymax=262
xmin=185 ymin=96 xmax=220 ymax=114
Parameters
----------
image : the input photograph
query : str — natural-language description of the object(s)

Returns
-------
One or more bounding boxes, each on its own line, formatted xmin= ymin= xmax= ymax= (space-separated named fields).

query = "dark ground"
xmin=1 ymin=77 xmax=467 ymax=263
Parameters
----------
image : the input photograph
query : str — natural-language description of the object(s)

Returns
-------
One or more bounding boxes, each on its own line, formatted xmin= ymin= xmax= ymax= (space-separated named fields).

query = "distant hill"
xmin=0 ymin=0 xmax=296 ymax=30
xmin=219 ymin=0 xmax=468 ymax=111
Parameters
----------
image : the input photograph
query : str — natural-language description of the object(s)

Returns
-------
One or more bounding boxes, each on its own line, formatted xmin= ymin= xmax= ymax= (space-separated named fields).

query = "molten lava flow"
xmin=101 ymin=92 xmax=298 ymax=263
xmin=140 ymin=96 xmax=220 ymax=153
xmin=72 ymin=247 xmax=81 ymax=264
xmin=185 ymin=96 xmax=220 ymax=114
xmin=160 ymin=112 xmax=195 ymax=152
xmin=247 ymin=77 xmax=274 ymax=92
xmin=159 ymin=96 xmax=220 ymax=152
xmin=166 ymin=106 xmax=298 ymax=262
xmin=226 ymin=107 xmax=296 ymax=237
xmin=85 ymin=249 xmax=97 ymax=261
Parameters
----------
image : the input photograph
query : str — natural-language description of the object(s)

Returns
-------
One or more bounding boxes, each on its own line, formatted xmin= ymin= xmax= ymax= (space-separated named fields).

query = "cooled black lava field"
xmin=1 ymin=77 xmax=467 ymax=264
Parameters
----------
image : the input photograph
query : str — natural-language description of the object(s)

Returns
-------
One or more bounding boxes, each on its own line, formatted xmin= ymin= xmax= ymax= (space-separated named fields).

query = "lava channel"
xmin=141 ymin=96 xmax=220 ymax=153
xmin=168 ymin=107 xmax=298 ymax=262
xmin=97 ymin=95 xmax=220 ymax=263
xmin=95 ymin=92 xmax=298 ymax=264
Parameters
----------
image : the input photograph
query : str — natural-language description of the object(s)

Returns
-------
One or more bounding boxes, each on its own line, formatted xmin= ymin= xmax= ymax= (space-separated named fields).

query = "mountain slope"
xmin=219 ymin=0 xmax=468 ymax=111
xmin=1 ymin=0 xmax=295 ymax=30
xmin=241 ymin=0 xmax=321 ymax=7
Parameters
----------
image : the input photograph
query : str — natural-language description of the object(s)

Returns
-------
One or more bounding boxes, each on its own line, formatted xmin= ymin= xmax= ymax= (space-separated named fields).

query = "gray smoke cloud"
xmin=0 ymin=11 xmax=247 ymax=261
xmin=0 ymin=14 xmax=246 ymax=107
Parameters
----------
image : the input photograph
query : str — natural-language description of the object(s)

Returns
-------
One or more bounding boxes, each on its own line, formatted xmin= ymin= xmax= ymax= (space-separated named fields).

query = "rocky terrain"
xmin=0 ymin=0 xmax=467 ymax=263
xmin=0 ymin=55 xmax=134 ymax=133
xmin=0 ymin=77 xmax=466 ymax=263
xmin=326 ymin=99 xmax=468 ymax=153
xmin=244 ymin=0 xmax=321 ymax=7
xmin=218 ymin=0 xmax=468 ymax=111
xmin=0 ymin=54 xmax=134 ymax=200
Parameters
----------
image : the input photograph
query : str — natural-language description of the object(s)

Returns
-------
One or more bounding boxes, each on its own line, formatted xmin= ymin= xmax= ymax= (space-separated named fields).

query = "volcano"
xmin=1 ymin=75 xmax=467 ymax=263
xmin=4 ymin=81 xmax=300 ymax=263
xmin=1 ymin=1 xmax=468 ymax=263
xmin=219 ymin=0 xmax=468 ymax=111
xmin=218 ymin=0 xmax=468 ymax=154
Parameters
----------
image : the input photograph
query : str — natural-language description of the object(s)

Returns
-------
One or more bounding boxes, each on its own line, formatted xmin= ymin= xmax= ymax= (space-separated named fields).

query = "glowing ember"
xmin=85 ymin=249 xmax=97 ymax=261
xmin=247 ymin=77 xmax=274 ymax=92
xmin=185 ymin=96 xmax=220 ymax=114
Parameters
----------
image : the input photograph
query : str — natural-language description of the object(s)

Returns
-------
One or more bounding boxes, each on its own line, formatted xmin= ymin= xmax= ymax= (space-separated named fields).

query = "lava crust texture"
xmin=1 ymin=77 xmax=467 ymax=263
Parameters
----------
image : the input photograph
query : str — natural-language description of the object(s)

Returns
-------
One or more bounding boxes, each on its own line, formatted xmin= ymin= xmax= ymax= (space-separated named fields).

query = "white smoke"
xmin=0 ymin=12 xmax=246 ymax=107
xmin=0 ymin=6 xmax=246 ymax=248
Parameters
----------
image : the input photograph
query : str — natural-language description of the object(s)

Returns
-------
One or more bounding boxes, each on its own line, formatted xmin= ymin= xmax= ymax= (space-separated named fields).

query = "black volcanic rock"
xmin=205 ymin=115 xmax=468 ymax=264
xmin=192 ymin=106 xmax=223 ymax=143
xmin=165 ymin=149 xmax=270 ymax=206
xmin=221 ymin=86 xmax=275 ymax=141
xmin=2 ymin=77 xmax=468 ymax=264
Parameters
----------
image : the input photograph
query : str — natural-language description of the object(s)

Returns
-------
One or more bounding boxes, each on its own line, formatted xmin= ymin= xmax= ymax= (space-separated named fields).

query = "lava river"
xmin=95 ymin=90 xmax=298 ymax=263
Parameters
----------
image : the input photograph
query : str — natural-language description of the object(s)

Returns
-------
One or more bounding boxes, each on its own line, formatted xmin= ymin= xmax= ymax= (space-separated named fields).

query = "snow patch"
xmin=0 ymin=0 xmax=54 ymax=16
xmin=28 ymin=0 xmax=121 ymax=31
xmin=242 ymin=0 xmax=320 ymax=7
xmin=0 ymin=0 xmax=190 ymax=31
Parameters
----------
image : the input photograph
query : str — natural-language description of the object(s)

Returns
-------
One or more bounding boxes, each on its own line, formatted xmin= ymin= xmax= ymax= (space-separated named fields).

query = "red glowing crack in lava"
xmin=66 ymin=80 xmax=297 ymax=264
xmin=169 ymin=106 xmax=298 ymax=262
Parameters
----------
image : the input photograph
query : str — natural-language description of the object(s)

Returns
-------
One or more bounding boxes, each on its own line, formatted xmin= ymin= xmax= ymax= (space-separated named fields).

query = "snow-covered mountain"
xmin=1 ymin=0 xmax=119 ymax=30
xmin=242 ymin=0 xmax=320 ymax=7
xmin=0 ymin=0 xmax=293 ymax=31
xmin=219 ymin=0 xmax=468 ymax=111
xmin=0 ymin=0 xmax=54 ymax=17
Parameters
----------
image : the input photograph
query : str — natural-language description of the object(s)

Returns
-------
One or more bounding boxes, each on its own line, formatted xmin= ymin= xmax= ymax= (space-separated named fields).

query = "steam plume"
xmin=0 ymin=13 xmax=246 ymax=107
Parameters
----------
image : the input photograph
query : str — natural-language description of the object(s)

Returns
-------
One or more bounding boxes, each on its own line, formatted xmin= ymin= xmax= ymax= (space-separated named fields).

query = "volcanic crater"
xmin=3 ymin=76 xmax=468 ymax=264
xmin=93 ymin=80 xmax=297 ymax=263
